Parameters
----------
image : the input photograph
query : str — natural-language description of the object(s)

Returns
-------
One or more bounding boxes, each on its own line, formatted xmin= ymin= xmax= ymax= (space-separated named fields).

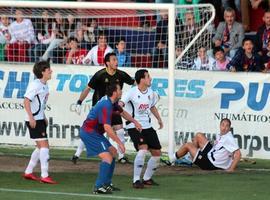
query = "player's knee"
xmin=138 ymin=144 xmax=148 ymax=151
xmin=184 ymin=142 xmax=193 ymax=150
xmin=150 ymin=149 xmax=161 ymax=157
xmin=102 ymin=155 xmax=113 ymax=164
xmin=195 ymin=132 xmax=206 ymax=141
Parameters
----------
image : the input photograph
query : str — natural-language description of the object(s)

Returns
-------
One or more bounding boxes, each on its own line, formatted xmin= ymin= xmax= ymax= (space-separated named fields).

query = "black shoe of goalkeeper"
xmin=71 ymin=155 xmax=79 ymax=164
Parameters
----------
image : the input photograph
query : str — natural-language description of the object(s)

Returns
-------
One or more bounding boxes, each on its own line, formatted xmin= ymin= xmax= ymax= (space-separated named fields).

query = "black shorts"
xmin=127 ymin=127 xmax=161 ymax=151
xmin=26 ymin=119 xmax=48 ymax=140
xmin=111 ymin=113 xmax=122 ymax=126
xmin=193 ymin=142 xmax=220 ymax=170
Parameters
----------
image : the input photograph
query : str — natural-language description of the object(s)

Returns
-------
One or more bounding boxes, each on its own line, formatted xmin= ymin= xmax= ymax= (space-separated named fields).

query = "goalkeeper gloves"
xmin=75 ymin=100 xmax=82 ymax=115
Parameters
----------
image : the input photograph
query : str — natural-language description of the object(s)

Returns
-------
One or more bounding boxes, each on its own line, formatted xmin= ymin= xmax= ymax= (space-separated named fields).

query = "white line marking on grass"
xmin=243 ymin=168 xmax=270 ymax=172
xmin=0 ymin=188 xmax=164 ymax=200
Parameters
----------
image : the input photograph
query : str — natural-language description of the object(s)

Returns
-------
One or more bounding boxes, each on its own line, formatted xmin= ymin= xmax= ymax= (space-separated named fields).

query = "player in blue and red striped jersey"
xmin=80 ymin=83 xmax=141 ymax=194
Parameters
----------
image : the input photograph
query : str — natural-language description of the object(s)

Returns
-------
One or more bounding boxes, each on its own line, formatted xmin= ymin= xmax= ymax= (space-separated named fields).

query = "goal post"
xmin=0 ymin=1 xmax=216 ymax=158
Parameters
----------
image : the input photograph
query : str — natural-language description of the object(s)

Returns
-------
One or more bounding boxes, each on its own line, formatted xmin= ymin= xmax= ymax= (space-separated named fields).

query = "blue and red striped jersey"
xmin=81 ymin=96 xmax=123 ymax=134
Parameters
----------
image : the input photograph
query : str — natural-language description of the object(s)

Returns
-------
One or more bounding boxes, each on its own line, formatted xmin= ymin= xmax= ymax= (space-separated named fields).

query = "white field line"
xmin=243 ymin=168 xmax=270 ymax=172
xmin=0 ymin=188 xmax=164 ymax=200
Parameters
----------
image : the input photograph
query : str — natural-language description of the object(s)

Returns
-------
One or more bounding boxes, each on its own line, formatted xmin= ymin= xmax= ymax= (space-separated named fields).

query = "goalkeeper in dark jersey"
xmin=71 ymin=52 xmax=134 ymax=164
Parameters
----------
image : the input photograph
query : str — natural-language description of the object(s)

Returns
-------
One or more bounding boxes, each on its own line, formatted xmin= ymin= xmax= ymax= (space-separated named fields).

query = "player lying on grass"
xmin=170 ymin=118 xmax=241 ymax=172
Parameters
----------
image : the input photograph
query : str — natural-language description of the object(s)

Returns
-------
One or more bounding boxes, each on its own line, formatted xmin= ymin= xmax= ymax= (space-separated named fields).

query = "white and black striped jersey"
xmin=24 ymin=79 xmax=49 ymax=121
xmin=121 ymin=86 xmax=159 ymax=129
xmin=207 ymin=131 xmax=239 ymax=169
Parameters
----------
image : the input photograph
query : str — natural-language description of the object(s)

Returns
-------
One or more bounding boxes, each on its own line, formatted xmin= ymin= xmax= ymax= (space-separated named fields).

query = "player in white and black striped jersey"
xmin=23 ymin=60 xmax=56 ymax=184
xmin=170 ymin=118 xmax=241 ymax=172
xmin=120 ymin=69 xmax=163 ymax=188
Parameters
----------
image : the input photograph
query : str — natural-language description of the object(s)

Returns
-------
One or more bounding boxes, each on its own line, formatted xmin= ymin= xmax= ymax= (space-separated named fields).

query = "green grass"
xmin=0 ymin=171 xmax=270 ymax=200
xmin=1 ymin=146 xmax=270 ymax=200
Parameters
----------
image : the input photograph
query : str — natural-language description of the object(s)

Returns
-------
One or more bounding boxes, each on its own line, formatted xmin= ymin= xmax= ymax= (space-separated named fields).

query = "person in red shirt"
xmin=65 ymin=37 xmax=87 ymax=65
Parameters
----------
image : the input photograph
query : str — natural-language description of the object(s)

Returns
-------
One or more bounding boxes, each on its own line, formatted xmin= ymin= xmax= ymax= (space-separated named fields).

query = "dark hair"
xmin=220 ymin=118 xmax=231 ymax=127
xmin=135 ymin=69 xmax=148 ymax=84
xmin=106 ymin=82 xmax=119 ymax=97
xmin=97 ymin=30 xmax=107 ymax=39
xmin=104 ymin=52 xmax=117 ymax=67
xmin=67 ymin=36 xmax=78 ymax=43
xmin=33 ymin=60 xmax=50 ymax=79
xmin=213 ymin=46 xmax=224 ymax=55
xmin=115 ymin=37 xmax=126 ymax=46
xmin=242 ymin=37 xmax=253 ymax=46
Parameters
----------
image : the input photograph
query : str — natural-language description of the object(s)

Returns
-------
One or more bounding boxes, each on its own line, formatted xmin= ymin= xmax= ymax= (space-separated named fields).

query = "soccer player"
xmin=72 ymin=52 xmax=134 ymax=164
xmin=120 ymin=69 xmax=163 ymax=189
xmin=80 ymin=83 xmax=141 ymax=194
xmin=170 ymin=118 xmax=241 ymax=172
xmin=23 ymin=60 xmax=56 ymax=184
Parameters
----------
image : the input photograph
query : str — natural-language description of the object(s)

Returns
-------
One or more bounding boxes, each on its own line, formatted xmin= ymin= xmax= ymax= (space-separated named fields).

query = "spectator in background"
xmin=6 ymin=9 xmax=36 ymax=62
xmin=115 ymin=38 xmax=131 ymax=67
xmin=227 ymin=38 xmax=265 ymax=72
xmin=65 ymin=37 xmax=87 ymax=64
xmin=176 ymin=12 xmax=204 ymax=69
xmin=213 ymin=7 xmax=244 ymax=58
xmin=31 ymin=10 xmax=53 ymax=62
xmin=255 ymin=10 xmax=270 ymax=56
xmin=152 ymin=10 xmax=168 ymax=68
xmin=42 ymin=12 xmax=67 ymax=61
xmin=199 ymin=0 xmax=223 ymax=27
xmin=192 ymin=47 xmax=216 ymax=70
xmin=213 ymin=46 xmax=230 ymax=71
xmin=0 ymin=15 xmax=11 ymax=61
xmin=66 ymin=14 xmax=77 ymax=38
xmin=82 ymin=30 xmax=113 ymax=66
xmin=177 ymin=0 xmax=200 ymax=24
xmin=241 ymin=0 xmax=270 ymax=32
xmin=75 ymin=28 xmax=92 ymax=50
xmin=81 ymin=18 xmax=99 ymax=48
xmin=262 ymin=40 xmax=270 ymax=71
xmin=51 ymin=39 xmax=68 ymax=64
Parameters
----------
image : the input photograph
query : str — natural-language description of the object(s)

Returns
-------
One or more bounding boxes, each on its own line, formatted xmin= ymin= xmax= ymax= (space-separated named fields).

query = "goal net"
xmin=0 ymin=1 xmax=215 ymax=157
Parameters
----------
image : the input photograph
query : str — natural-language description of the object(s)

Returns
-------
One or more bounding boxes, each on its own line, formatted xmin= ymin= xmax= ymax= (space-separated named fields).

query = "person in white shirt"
xmin=6 ymin=9 xmax=36 ymax=62
xmin=23 ymin=60 xmax=57 ymax=184
xmin=170 ymin=118 xmax=241 ymax=172
xmin=192 ymin=47 xmax=216 ymax=71
xmin=120 ymin=69 xmax=163 ymax=188
xmin=82 ymin=31 xmax=113 ymax=66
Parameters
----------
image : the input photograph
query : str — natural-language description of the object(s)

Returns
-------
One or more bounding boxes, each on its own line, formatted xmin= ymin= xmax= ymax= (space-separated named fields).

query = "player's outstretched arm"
xmin=150 ymin=106 xmax=163 ymax=129
xmin=226 ymin=149 xmax=241 ymax=172
xmin=121 ymin=110 xmax=142 ymax=132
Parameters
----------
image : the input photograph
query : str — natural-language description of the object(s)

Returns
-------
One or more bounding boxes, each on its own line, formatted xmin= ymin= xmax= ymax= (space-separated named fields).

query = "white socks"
xmin=133 ymin=149 xmax=147 ymax=183
xmin=75 ymin=140 xmax=85 ymax=157
xmin=143 ymin=156 xmax=160 ymax=181
xmin=25 ymin=148 xmax=40 ymax=174
xmin=116 ymin=129 xmax=126 ymax=159
xmin=40 ymin=148 xmax=49 ymax=178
